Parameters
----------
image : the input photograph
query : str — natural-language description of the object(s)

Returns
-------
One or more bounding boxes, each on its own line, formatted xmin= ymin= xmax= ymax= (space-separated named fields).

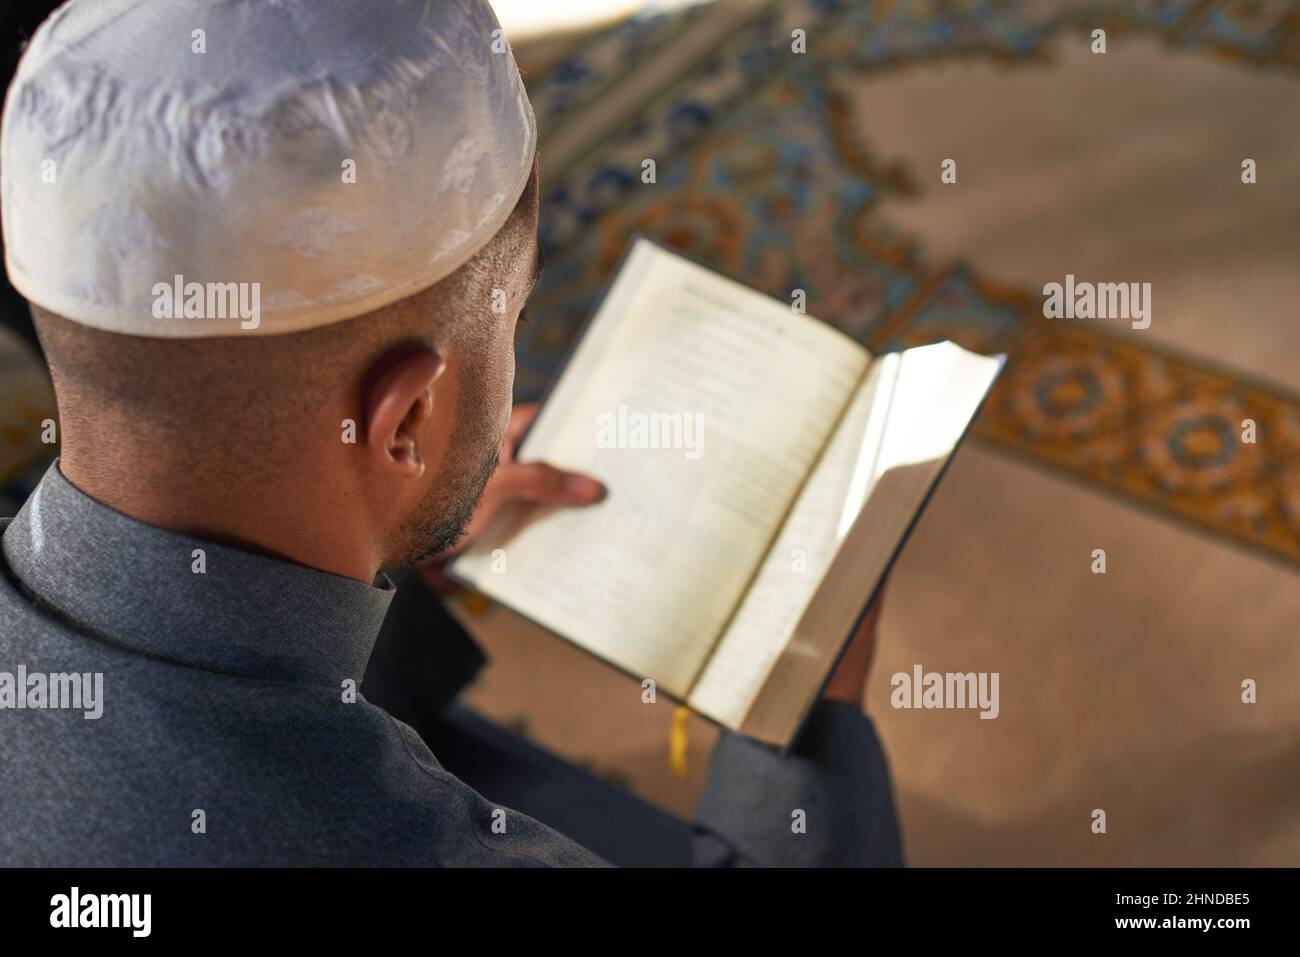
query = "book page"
xmin=687 ymin=353 xmax=897 ymax=725
xmin=451 ymin=238 xmax=869 ymax=694
xmin=690 ymin=342 xmax=1005 ymax=733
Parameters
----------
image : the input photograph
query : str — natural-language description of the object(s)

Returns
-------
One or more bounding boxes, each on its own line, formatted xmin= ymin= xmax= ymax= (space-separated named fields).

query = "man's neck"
xmin=57 ymin=444 xmax=380 ymax=584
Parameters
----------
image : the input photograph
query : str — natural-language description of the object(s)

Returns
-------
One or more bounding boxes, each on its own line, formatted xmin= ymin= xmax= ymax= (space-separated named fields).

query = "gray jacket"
xmin=0 ymin=464 xmax=901 ymax=866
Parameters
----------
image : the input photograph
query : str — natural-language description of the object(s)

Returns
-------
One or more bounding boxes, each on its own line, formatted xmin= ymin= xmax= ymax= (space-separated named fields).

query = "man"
xmin=0 ymin=0 xmax=901 ymax=866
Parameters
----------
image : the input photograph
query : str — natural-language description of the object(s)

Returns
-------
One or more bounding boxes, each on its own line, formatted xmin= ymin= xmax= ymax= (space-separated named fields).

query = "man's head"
xmin=4 ymin=0 xmax=545 ymax=579
xmin=31 ymin=152 xmax=541 ymax=573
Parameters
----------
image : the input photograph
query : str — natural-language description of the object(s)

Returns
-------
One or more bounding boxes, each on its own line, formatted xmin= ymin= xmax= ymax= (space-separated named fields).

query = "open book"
xmin=451 ymin=238 xmax=1005 ymax=747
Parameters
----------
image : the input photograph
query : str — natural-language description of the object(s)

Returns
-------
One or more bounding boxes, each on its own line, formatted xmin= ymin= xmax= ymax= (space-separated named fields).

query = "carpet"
xmin=516 ymin=0 xmax=1300 ymax=566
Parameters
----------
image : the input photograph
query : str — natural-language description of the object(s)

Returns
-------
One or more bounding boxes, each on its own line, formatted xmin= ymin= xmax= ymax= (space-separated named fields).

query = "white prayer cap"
xmin=1 ymin=0 xmax=536 ymax=337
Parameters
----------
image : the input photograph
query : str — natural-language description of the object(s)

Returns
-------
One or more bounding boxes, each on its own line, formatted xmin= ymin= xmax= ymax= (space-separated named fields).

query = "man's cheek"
xmin=497 ymin=339 xmax=516 ymax=434
xmin=497 ymin=399 xmax=511 ymax=445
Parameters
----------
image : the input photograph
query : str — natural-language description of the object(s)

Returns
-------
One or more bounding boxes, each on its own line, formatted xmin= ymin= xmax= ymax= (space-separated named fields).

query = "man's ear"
xmin=364 ymin=349 xmax=448 ymax=479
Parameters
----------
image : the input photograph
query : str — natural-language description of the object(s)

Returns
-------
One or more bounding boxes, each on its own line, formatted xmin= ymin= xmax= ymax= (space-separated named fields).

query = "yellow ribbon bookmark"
xmin=669 ymin=706 xmax=691 ymax=777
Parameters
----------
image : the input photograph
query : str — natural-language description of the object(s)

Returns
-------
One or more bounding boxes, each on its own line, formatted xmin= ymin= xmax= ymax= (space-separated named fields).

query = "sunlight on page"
xmin=690 ymin=342 xmax=1005 ymax=726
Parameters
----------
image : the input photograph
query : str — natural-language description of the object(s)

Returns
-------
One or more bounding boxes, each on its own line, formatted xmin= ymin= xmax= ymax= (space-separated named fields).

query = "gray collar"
xmin=2 ymin=462 xmax=395 ymax=686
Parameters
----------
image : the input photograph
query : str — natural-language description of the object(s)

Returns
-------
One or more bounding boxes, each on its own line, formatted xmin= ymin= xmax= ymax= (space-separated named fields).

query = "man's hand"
xmin=821 ymin=587 xmax=885 ymax=707
xmin=414 ymin=403 xmax=604 ymax=592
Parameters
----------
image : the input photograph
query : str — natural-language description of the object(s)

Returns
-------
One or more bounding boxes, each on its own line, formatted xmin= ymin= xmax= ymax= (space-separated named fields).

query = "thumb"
xmin=491 ymin=461 xmax=606 ymax=506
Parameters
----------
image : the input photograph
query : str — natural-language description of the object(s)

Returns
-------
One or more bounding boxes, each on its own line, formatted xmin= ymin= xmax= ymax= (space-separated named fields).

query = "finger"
xmin=824 ymin=589 xmax=884 ymax=706
xmin=859 ymin=584 xmax=886 ymax=628
xmin=491 ymin=461 xmax=605 ymax=505
xmin=506 ymin=403 xmax=540 ymax=444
